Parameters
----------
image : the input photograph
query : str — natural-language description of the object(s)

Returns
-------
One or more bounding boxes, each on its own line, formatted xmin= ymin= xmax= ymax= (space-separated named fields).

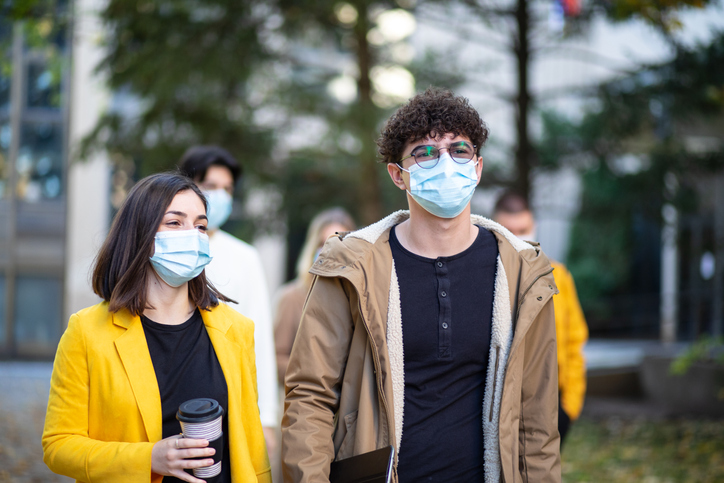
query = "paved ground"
xmin=0 ymin=362 xmax=70 ymax=483
xmin=0 ymin=339 xmax=700 ymax=482
xmin=584 ymin=339 xmax=688 ymax=371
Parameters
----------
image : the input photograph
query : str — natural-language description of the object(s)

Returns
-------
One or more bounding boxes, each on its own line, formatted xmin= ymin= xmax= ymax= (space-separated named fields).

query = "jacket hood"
xmin=311 ymin=210 xmax=540 ymax=279
xmin=347 ymin=210 xmax=533 ymax=251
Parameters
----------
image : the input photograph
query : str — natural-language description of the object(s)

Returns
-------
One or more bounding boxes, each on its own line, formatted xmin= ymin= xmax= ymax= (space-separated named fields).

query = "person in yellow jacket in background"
xmin=493 ymin=190 xmax=588 ymax=443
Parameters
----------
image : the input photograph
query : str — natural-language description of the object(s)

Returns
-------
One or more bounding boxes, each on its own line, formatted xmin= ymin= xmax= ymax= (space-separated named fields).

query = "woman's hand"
xmin=151 ymin=434 xmax=215 ymax=483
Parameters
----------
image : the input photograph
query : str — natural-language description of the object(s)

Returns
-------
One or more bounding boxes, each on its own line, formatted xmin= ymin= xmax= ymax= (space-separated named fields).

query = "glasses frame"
xmin=399 ymin=141 xmax=478 ymax=169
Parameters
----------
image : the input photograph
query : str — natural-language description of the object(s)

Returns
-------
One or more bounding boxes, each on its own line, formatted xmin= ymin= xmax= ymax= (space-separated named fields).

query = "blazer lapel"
xmin=113 ymin=310 xmax=162 ymax=442
xmin=202 ymin=308 xmax=243 ymax=426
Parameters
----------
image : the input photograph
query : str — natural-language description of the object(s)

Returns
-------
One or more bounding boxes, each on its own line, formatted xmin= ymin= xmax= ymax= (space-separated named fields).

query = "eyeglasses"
xmin=399 ymin=141 xmax=477 ymax=169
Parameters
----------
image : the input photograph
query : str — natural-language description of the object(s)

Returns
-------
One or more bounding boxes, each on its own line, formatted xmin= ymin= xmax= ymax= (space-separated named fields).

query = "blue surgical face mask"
xmin=149 ymin=229 xmax=212 ymax=288
xmin=398 ymin=152 xmax=479 ymax=219
xmin=203 ymin=189 xmax=233 ymax=230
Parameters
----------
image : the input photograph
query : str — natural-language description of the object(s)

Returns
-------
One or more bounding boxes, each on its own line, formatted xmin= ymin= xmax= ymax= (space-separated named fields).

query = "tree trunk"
xmin=353 ymin=0 xmax=384 ymax=225
xmin=513 ymin=0 xmax=533 ymax=201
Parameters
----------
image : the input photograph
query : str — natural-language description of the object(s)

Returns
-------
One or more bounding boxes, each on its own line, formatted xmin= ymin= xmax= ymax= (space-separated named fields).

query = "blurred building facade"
xmin=0 ymin=0 xmax=281 ymax=359
xmin=0 ymin=12 xmax=75 ymax=358
xmin=674 ymin=170 xmax=724 ymax=340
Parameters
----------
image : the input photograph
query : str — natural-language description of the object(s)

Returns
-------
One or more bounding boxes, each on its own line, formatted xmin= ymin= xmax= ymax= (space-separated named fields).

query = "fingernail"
xmin=208 ymin=448 xmax=215 ymax=455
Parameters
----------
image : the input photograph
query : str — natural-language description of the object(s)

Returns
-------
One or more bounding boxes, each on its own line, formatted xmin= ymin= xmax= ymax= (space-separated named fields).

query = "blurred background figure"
xmin=179 ymin=146 xmax=279 ymax=456
xmin=493 ymin=190 xmax=588 ymax=444
xmin=274 ymin=207 xmax=356 ymax=385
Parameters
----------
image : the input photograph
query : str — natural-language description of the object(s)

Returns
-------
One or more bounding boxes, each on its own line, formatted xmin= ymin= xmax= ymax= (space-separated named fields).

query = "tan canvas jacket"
xmin=282 ymin=211 xmax=561 ymax=483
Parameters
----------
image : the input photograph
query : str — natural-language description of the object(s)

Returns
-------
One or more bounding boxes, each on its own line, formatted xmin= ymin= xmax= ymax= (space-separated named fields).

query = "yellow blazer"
xmin=552 ymin=261 xmax=589 ymax=420
xmin=42 ymin=302 xmax=271 ymax=483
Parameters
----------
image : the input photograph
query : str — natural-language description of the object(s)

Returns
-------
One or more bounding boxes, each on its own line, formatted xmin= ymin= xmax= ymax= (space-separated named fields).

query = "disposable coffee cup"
xmin=177 ymin=398 xmax=225 ymax=478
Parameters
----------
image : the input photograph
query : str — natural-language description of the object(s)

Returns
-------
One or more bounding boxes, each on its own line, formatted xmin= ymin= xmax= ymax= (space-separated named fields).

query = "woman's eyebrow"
xmin=165 ymin=211 xmax=207 ymax=221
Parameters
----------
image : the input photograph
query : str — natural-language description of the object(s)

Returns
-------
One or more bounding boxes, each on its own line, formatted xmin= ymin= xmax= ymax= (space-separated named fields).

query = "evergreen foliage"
xmin=538 ymin=34 xmax=724 ymax=334
xmin=450 ymin=0 xmax=712 ymax=200
xmin=79 ymin=0 xmax=276 ymax=241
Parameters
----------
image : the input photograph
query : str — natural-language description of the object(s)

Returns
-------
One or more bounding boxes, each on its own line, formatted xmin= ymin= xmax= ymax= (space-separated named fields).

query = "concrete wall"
xmin=64 ymin=0 xmax=110 ymax=321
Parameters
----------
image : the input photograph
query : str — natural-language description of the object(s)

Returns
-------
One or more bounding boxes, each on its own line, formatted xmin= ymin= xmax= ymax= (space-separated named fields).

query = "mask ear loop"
xmin=395 ymin=163 xmax=414 ymax=198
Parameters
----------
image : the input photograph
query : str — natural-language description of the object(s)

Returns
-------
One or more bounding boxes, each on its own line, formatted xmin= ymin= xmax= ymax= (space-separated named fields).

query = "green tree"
xmin=538 ymin=34 xmax=724 ymax=333
xmin=271 ymin=0 xmax=398 ymax=279
xmin=273 ymin=0 xmax=418 ymax=227
xmin=426 ymin=0 xmax=714 ymax=200
xmin=272 ymin=0 xmax=471 ymax=277
xmin=80 ymin=0 xmax=276 ymax=239
xmin=1 ymin=0 xmax=69 ymax=96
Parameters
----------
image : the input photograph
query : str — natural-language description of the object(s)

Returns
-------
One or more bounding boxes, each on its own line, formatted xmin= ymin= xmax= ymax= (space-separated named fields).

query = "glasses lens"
xmin=410 ymin=142 xmax=476 ymax=168
xmin=450 ymin=142 xmax=475 ymax=163
xmin=412 ymin=145 xmax=439 ymax=169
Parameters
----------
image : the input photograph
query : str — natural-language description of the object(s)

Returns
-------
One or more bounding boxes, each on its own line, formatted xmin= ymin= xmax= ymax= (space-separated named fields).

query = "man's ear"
xmin=387 ymin=163 xmax=408 ymax=191
xmin=475 ymin=155 xmax=483 ymax=185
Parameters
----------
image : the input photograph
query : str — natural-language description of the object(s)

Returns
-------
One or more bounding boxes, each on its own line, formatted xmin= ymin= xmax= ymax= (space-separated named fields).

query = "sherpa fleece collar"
xmin=346 ymin=209 xmax=534 ymax=254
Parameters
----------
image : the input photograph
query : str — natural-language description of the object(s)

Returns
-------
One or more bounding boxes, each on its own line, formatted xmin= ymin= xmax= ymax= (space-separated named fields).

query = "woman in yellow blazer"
xmin=42 ymin=173 xmax=271 ymax=483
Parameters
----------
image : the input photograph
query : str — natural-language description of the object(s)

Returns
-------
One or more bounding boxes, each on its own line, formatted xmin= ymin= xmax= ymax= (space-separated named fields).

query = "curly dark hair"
xmin=377 ymin=87 xmax=489 ymax=164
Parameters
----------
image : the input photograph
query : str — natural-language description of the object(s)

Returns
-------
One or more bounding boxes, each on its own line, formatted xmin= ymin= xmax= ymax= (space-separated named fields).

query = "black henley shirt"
xmin=390 ymin=225 xmax=498 ymax=482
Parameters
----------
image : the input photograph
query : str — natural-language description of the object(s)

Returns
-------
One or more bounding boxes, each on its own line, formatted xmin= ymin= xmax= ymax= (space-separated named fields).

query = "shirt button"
xmin=441 ymin=291 xmax=447 ymax=297
xmin=437 ymin=261 xmax=443 ymax=268
xmin=442 ymin=322 xmax=449 ymax=329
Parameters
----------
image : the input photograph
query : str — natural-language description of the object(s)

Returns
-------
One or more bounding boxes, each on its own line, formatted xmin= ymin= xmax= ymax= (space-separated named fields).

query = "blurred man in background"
xmin=179 ymin=146 xmax=279 ymax=458
xmin=493 ymin=190 xmax=588 ymax=444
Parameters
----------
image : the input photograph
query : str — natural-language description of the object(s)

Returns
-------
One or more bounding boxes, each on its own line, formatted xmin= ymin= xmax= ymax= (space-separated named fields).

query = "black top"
xmin=142 ymin=309 xmax=231 ymax=483
xmin=390 ymin=225 xmax=498 ymax=482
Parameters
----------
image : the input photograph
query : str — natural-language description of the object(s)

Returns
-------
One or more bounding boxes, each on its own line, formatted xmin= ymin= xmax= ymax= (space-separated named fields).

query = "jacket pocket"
xmin=336 ymin=410 xmax=359 ymax=461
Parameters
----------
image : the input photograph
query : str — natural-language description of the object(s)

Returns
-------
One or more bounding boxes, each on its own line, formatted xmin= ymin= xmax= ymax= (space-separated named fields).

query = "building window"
xmin=0 ymin=9 xmax=70 ymax=358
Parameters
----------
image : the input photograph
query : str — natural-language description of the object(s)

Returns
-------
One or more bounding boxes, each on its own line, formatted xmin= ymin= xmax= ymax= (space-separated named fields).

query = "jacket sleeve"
xmin=42 ymin=314 xmax=155 ymax=482
xmin=273 ymin=283 xmax=305 ymax=385
xmin=519 ymin=296 xmax=561 ymax=483
xmin=281 ymin=275 xmax=355 ymax=483
xmin=554 ymin=265 xmax=588 ymax=420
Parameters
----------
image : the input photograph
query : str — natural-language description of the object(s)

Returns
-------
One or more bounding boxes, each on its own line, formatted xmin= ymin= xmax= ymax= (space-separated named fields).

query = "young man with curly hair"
xmin=281 ymin=88 xmax=561 ymax=483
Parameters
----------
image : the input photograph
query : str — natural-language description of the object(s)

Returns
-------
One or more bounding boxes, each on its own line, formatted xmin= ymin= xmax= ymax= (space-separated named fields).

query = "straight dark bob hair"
xmin=92 ymin=172 xmax=233 ymax=315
